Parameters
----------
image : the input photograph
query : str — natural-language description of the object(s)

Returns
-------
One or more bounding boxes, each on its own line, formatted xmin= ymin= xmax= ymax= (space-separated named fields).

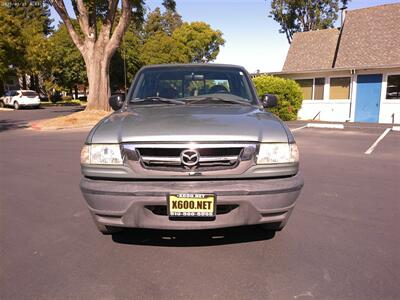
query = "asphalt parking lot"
xmin=0 ymin=106 xmax=83 ymax=131
xmin=1 ymin=108 xmax=399 ymax=300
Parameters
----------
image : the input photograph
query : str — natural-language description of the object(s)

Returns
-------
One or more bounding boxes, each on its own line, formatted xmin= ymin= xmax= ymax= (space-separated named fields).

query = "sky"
xmin=49 ymin=0 xmax=400 ymax=73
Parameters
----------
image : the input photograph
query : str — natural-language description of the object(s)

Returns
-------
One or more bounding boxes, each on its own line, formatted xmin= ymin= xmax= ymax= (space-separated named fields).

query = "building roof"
xmin=282 ymin=3 xmax=400 ymax=73
xmin=334 ymin=3 xmax=400 ymax=69
xmin=282 ymin=28 xmax=340 ymax=72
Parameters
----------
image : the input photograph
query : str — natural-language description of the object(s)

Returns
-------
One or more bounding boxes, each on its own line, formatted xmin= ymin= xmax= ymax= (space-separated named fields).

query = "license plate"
xmin=168 ymin=193 xmax=216 ymax=218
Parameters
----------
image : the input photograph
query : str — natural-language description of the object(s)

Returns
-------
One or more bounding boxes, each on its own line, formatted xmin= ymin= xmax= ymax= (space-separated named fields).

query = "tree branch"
xmin=100 ymin=0 xmax=119 ymax=41
xmin=105 ymin=0 xmax=119 ymax=28
xmin=89 ymin=0 xmax=97 ymax=40
xmin=285 ymin=28 xmax=292 ymax=44
xmin=105 ymin=0 xmax=132 ymax=58
xmin=50 ymin=0 xmax=84 ymax=52
xmin=76 ymin=0 xmax=91 ymax=38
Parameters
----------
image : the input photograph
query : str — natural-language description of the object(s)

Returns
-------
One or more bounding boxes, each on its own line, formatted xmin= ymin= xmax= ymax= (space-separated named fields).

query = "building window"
xmin=296 ymin=78 xmax=325 ymax=100
xmin=296 ymin=79 xmax=313 ymax=100
xmin=314 ymin=78 xmax=325 ymax=100
xmin=329 ymin=77 xmax=351 ymax=99
xmin=386 ymin=75 xmax=400 ymax=99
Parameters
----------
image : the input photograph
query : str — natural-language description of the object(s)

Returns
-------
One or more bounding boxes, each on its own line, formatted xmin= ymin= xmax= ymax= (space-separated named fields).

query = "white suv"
xmin=0 ymin=90 xmax=41 ymax=109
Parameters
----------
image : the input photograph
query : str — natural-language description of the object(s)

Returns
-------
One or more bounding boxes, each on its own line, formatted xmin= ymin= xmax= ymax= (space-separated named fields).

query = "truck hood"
xmin=88 ymin=105 xmax=289 ymax=144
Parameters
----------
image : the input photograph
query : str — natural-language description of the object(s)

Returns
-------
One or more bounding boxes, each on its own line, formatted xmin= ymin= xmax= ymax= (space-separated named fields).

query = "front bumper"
xmin=19 ymin=102 xmax=40 ymax=107
xmin=80 ymin=173 xmax=303 ymax=230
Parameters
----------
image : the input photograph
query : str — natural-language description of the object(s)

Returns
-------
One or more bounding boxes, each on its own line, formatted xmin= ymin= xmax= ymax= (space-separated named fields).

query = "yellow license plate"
xmin=168 ymin=193 xmax=216 ymax=218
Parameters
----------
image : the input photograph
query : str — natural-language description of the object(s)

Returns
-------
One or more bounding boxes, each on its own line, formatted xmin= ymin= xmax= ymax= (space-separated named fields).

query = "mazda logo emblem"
xmin=180 ymin=149 xmax=200 ymax=167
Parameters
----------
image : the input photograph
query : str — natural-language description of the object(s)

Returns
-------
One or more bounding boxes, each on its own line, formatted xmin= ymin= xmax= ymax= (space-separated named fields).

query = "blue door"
xmin=355 ymin=74 xmax=382 ymax=122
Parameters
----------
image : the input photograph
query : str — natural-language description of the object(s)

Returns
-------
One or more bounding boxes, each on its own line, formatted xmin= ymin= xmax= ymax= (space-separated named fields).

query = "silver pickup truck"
xmin=80 ymin=64 xmax=303 ymax=234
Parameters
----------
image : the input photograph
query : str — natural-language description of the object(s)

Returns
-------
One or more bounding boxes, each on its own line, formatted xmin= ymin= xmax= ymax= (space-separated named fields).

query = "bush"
xmin=62 ymin=95 xmax=73 ymax=101
xmin=50 ymin=92 xmax=62 ymax=103
xmin=252 ymin=75 xmax=303 ymax=121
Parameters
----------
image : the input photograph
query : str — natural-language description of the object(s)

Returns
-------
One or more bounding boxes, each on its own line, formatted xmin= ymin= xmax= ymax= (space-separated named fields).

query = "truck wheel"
xmin=14 ymin=101 xmax=20 ymax=110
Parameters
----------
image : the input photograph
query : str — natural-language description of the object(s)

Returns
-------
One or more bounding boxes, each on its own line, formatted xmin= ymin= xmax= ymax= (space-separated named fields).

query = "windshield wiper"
xmin=185 ymin=96 xmax=254 ymax=106
xmin=131 ymin=96 xmax=185 ymax=105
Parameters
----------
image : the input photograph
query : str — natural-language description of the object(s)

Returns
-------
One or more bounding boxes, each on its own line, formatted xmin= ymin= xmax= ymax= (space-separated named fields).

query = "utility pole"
xmin=123 ymin=38 xmax=127 ymax=94
xmin=340 ymin=4 xmax=348 ymax=27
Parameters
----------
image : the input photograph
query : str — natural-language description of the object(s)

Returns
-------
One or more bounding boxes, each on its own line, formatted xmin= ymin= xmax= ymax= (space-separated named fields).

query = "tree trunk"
xmin=0 ymin=79 xmax=4 ymax=96
xmin=85 ymin=52 xmax=112 ymax=111
xmin=74 ymin=85 xmax=78 ymax=100
xmin=34 ymin=75 xmax=40 ymax=93
xmin=22 ymin=75 xmax=27 ymax=90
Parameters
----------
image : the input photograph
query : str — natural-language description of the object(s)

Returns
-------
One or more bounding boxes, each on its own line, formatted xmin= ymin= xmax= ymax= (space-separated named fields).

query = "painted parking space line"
xmin=306 ymin=123 xmax=344 ymax=129
xmin=291 ymin=123 xmax=345 ymax=132
xmin=364 ymin=128 xmax=391 ymax=154
xmin=291 ymin=125 xmax=308 ymax=132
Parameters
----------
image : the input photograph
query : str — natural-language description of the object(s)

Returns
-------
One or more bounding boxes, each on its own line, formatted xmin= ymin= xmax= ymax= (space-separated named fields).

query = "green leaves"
xmin=172 ymin=22 xmax=225 ymax=63
xmin=1 ymin=1 xmax=224 ymax=98
xmin=253 ymin=75 xmax=303 ymax=121
xmin=49 ymin=24 xmax=86 ymax=90
xmin=140 ymin=18 xmax=225 ymax=65
xmin=140 ymin=32 xmax=187 ymax=65
xmin=0 ymin=0 xmax=53 ymax=78
xmin=270 ymin=0 xmax=350 ymax=43
xmin=143 ymin=7 xmax=183 ymax=39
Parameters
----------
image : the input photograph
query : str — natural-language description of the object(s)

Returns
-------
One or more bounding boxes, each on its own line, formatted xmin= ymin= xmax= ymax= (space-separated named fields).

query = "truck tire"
xmin=14 ymin=101 xmax=20 ymax=110
xmin=0 ymin=101 xmax=4 ymax=108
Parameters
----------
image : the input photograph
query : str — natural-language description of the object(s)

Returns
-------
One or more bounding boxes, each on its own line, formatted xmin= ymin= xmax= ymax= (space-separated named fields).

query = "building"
xmin=277 ymin=3 xmax=400 ymax=123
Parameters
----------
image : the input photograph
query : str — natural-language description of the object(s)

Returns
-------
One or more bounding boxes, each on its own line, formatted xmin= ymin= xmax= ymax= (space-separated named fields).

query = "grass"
xmin=40 ymin=100 xmax=87 ymax=107
xmin=31 ymin=109 xmax=111 ymax=130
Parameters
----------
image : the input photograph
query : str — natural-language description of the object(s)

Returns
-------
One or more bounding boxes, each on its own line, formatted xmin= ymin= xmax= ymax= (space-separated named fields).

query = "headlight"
xmin=257 ymin=143 xmax=299 ymax=164
xmin=80 ymin=144 xmax=123 ymax=165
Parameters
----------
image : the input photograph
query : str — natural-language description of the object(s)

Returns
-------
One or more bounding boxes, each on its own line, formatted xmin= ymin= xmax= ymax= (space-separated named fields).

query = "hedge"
xmin=252 ymin=75 xmax=303 ymax=121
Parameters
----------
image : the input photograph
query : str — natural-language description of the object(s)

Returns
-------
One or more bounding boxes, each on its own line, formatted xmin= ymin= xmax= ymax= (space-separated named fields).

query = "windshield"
xmin=129 ymin=66 xmax=257 ymax=105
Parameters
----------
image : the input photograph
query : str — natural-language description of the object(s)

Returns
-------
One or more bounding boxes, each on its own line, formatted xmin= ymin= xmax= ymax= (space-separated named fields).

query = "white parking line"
xmin=306 ymin=123 xmax=344 ymax=129
xmin=291 ymin=125 xmax=308 ymax=132
xmin=364 ymin=128 xmax=391 ymax=155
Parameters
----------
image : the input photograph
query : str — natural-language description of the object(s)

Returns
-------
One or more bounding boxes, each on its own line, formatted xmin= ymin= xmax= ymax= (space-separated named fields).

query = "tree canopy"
xmin=0 ymin=0 xmax=53 ymax=80
xmin=270 ymin=0 xmax=351 ymax=43
xmin=1 ymin=1 xmax=225 ymax=104
xmin=173 ymin=22 xmax=224 ymax=63
xmin=139 ymin=9 xmax=224 ymax=66
xmin=48 ymin=23 xmax=87 ymax=94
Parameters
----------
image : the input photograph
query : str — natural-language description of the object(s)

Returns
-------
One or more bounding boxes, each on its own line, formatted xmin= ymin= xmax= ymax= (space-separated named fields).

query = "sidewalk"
xmin=285 ymin=120 xmax=399 ymax=130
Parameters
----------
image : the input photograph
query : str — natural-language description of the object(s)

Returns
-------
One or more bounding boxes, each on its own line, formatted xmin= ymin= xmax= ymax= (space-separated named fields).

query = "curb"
xmin=29 ymin=121 xmax=42 ymax=130
xmin=306 ymin=123 xmax=344 ymax=129
xmin=29 ymin=122 xmax=92 ymax=131
xmin=392 ymin=126 xmax=400 ymax=132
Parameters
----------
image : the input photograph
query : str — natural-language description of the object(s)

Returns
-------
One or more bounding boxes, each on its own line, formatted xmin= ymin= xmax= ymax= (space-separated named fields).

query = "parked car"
xmin=0 ymin=90 xmax=41 ymax=109
xmin=80 ymin=64 xmax=303 ymax=234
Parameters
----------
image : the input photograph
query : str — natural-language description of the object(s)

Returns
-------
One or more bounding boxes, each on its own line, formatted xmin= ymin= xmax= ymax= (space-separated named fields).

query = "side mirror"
xmin=261 ymin=94 xmax=278 ymax=108
xmin=109 ymin=93 xmax=125 ymax=111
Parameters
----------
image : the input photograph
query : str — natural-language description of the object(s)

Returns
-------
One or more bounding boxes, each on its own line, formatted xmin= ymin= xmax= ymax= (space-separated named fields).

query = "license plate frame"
xmin=167 ymin=193 xmax=216 ymax=219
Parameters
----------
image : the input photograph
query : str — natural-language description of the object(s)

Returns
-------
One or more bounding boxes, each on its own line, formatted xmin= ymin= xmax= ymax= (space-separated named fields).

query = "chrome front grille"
xmin=138 ymin=147 xmax=242 ymax=170
xmin=122 ymin=143 xmax=257 ymax=175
